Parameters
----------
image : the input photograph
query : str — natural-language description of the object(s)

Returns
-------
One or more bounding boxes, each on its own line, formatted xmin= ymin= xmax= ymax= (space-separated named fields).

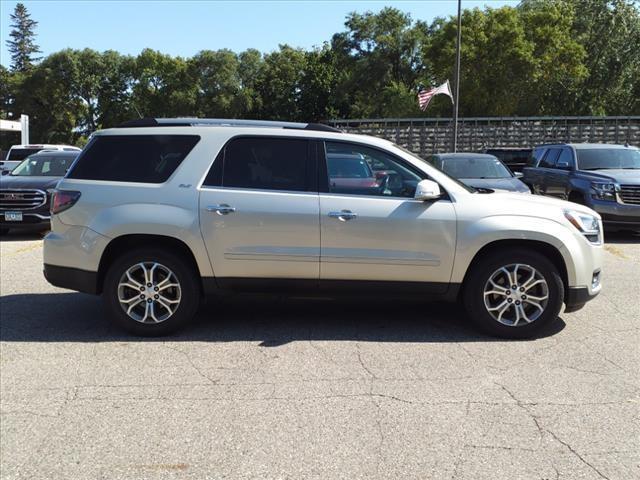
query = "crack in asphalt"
xmin=496 ymin=382 xmax=612 ymax=480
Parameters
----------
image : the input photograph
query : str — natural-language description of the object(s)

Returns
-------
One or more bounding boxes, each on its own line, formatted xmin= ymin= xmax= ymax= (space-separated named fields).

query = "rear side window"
xmin=68 ymin=135 xmax=200 ymax=183
xmin=217 ymin=137 xmax=309 ymax=191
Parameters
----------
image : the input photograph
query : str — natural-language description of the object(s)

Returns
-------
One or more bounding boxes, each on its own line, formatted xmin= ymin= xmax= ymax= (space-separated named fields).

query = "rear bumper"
xmin=43 ymin=264 xmax=99 ymax=294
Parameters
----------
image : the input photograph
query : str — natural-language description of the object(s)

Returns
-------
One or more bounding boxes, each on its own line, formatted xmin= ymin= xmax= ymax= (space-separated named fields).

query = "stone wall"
xmin=329 ymin=116 xmax=640 ymax=156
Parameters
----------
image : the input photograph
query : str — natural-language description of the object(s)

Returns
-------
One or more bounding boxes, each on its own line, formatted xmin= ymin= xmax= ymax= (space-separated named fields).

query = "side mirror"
xmin=556 ymin=161 xmax=571 ymax=170
xmin=514 ymin=171 xmax=523 ymax=178
xmin=1 ymin=170 xmax=9 ymax=176
xmin=414 ymin=179 xmax=441 ymax=201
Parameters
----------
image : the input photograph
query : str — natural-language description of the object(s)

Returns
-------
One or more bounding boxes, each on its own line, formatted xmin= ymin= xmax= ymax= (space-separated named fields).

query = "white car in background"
xmin=1 ymin=144 xmax=81 ymax=173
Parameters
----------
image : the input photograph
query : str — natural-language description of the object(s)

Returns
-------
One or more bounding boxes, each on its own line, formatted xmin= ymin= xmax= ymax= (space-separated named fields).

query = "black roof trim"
xmin=116 ymin=118 xmax=342 ymax=133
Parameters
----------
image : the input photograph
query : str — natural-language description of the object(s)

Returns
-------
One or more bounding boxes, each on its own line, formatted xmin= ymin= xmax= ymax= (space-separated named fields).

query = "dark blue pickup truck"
xmin=522 ymin=143 xmax=640 ymax=232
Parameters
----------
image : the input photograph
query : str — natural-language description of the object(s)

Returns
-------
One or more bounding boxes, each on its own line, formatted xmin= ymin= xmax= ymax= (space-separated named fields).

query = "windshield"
xmin=441 ymin=156 xmax=512 ymax=179
xmin=393 ymin=144 xmax=476 ymax=193
xmin=577 ymin=148 xmax=640 ymax=170
xmin=7 ymin=148 xmax=43 ymax=161
xmin=10 ymin=154 xmax=76 ymax=177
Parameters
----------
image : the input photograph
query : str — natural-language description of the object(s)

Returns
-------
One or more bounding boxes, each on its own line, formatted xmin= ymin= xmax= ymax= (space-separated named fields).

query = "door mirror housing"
xmin=1 ymin=170 xmax=9 ymax=176
xmin=556 ymin=161 xmax=571 ymax=170
xmin=414 ymin=179 xmax=442 ymax=201
xmin=514 ymin=171 xmax=523 ymax=178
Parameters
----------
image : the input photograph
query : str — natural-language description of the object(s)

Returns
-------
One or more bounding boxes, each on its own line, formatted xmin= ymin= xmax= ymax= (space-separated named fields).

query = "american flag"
xmin=418 ymin=80 xmax=454 ymax=111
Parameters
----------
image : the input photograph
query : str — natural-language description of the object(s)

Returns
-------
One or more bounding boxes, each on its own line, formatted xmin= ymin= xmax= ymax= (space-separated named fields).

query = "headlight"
xmin=591 ymin=182 xmax=617 ymax=201
xmin=564 ymin=209 xmax=601 ymax=244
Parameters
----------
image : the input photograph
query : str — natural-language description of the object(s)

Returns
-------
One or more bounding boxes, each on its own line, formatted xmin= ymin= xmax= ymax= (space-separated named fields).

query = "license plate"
xmin=4 ymin=212 xmax=23 ymax=221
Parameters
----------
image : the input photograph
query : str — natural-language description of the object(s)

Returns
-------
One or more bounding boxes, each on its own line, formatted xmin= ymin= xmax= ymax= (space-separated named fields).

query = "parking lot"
xmin=0 ymin=232 xmax=638 ymax=480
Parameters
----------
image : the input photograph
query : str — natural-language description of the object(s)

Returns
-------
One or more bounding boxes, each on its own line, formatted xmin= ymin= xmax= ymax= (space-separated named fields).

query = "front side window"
xmin=68 ymin=135 xmax=200 ymax=183
xmin=221 ymin=137 xmax=309 ymax=191
xmin=539 ymin=148 xmax=560 ymax=168
xmin=555 ymin=148 xmax=574 ymax=169
xmin=325 ymin=141 xmax=422 ymax=198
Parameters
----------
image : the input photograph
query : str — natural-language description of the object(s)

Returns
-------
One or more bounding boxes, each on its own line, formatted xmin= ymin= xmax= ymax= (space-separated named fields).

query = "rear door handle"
xmin=207 ymin=204 xmax=236 ymax=215
xmin=328 ymin=210 xmax=358 ymax=221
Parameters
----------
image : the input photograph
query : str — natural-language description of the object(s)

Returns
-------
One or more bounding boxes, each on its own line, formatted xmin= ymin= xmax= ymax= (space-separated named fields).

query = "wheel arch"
xmin=459 ymin=239 xmax=569 ymax=300
xmin=96 ymin=234 xmax=204 ymax=295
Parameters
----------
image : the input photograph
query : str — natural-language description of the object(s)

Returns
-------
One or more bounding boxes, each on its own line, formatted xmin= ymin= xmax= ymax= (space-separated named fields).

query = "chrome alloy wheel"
xmin=117 ymin=262 xmax=182 ymax=323
xmin=483 ymin=263 xmax=549 ymax=327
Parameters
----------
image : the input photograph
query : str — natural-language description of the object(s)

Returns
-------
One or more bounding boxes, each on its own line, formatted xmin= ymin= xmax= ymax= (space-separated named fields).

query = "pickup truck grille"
xmin=619 ymin=185 xmax=640 ymax=205
xmin=0 ymin=189 xmax=47 ymax=210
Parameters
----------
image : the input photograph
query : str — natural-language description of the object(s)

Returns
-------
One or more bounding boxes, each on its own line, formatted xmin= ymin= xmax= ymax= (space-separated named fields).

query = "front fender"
xmin=451 ymin=215 xmax=587 ymax=287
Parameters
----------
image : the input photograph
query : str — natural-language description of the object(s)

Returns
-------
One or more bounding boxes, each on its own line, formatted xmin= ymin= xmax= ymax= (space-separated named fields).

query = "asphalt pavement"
xmin=1 ymin=231 xmax=638 ymax=479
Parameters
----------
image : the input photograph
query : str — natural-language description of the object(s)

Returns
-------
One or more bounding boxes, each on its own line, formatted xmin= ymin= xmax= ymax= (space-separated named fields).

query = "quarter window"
xmin=68 ymin=135 xmax=200 ymax=183
xmin=324 ymin=142 xmax=423 ymax=198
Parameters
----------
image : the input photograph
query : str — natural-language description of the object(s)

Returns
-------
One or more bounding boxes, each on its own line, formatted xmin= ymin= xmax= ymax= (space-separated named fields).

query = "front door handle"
xmin=207 ymin=204 xmax=236 ymax=215
xmin=328 ymin=210 xmax=358 ymax=221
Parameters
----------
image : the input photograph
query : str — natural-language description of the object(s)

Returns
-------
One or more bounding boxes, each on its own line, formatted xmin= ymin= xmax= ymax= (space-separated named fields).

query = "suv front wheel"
xmin=463 ymin=249 xmax=564 ymax=339
xmin=103 ymin=248 xmax=201 ymax=336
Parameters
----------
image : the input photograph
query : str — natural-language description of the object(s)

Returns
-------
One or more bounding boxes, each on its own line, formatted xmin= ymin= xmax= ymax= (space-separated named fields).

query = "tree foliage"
xmin=6 ymin=3 xmax=41 ymax=72
xmin=1 ymin=0 xmax=638 ymax=147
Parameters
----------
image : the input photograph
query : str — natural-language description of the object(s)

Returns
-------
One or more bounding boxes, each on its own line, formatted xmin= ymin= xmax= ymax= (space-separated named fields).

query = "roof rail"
xmin=117 ymin=117 xmax=342 ymax=133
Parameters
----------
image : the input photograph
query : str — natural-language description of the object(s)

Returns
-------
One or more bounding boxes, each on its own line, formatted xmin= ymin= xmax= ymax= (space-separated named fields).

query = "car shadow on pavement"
xmin=0 ymin=231 xmax=47 ymax=242
xmin=604 ymin=231 xmax=640 ymax=244
xmin=0 ymin=292 xmax=565 ymax=344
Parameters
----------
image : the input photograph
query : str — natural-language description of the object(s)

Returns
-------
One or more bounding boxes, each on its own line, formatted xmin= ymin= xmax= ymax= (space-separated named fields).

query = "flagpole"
xmin=452 ymin=0 xmax=462 ymax=152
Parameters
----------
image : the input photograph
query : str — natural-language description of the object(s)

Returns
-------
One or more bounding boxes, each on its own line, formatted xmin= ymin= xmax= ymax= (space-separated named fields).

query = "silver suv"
xmin=43 ymin=118 xmax=603 ymax=338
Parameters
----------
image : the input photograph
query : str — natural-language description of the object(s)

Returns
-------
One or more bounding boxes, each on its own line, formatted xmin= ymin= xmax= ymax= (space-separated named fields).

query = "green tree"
xmin=6 ymin=3 xmax=41 ymax=72
xmin=131 ymin=49 xmax=197 ymax=118
xmin=190 ymin=49 xmax=242 ymax=118
xmin=255 ymin=45 xmax=306 ymax=120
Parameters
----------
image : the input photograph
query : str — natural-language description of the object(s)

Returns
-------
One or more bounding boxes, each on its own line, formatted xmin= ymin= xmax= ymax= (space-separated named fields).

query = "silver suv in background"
xmin=43 ymin=118 xmax=603 ymax=338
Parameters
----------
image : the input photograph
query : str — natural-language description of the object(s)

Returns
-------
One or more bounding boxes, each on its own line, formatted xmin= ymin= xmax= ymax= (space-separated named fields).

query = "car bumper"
xmin=0 ymin=212 xmax=51 ymax=229
xmin=43 ymin=264 xmax=99 ymax=294
xmin=588 ymin=199 xmax=640 ymax=231
xmin=564 ymin=285 xmax=600 ymax=313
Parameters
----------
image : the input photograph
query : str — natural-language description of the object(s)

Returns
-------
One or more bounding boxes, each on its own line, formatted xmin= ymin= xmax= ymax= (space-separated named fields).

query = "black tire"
xmin=0 ymin=228 xmax=9 ymax=236
xmin=463 ymin=248 xmax=564 ymax=339
xmin=103 ymin=248 xmax=201 ymax=336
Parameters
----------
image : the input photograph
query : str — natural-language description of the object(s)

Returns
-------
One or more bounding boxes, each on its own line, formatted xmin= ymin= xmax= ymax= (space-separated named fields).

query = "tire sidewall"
xmin=103 ymin=248 xmax=200 ymax=336
xmin=463 ymin=249 xmax=564 ymax=339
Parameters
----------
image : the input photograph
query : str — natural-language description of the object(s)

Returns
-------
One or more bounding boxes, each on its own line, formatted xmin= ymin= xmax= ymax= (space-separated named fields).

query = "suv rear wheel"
xmin=463 ymin=249 xmax=564 ymax=339
xmin=103 ymin=248 xmax=201 ymax=336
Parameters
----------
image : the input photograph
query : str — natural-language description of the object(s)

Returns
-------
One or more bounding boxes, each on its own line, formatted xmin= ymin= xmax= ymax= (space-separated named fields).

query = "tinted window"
xmin=8 ymin=148 xmax=42 ymax=161
xmin=325 ymin=141 xmax=422 ymax=197
xmin=68 ymin=135 xmax=199 ymax=183
xmin=221 ymin=137 xmax=309 ymax=191
xmin=539 ymin=148 xmax=560 ymax=168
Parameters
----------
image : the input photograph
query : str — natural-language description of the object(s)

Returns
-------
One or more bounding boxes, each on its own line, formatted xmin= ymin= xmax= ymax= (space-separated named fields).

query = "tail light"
xmin=50 ymin=190 xmax=81 ymax=214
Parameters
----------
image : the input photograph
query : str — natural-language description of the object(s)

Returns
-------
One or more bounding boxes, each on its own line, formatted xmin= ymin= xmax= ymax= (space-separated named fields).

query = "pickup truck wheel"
xmin=103 ymin=248 xmax=201 ymax=336
xmin=463 ymin=249 xmax=564 ymax=339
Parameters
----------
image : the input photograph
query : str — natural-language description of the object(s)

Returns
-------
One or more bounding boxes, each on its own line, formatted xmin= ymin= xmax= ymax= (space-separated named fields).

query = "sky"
xmin=0 ymin=0 xmax=518 ymax=66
